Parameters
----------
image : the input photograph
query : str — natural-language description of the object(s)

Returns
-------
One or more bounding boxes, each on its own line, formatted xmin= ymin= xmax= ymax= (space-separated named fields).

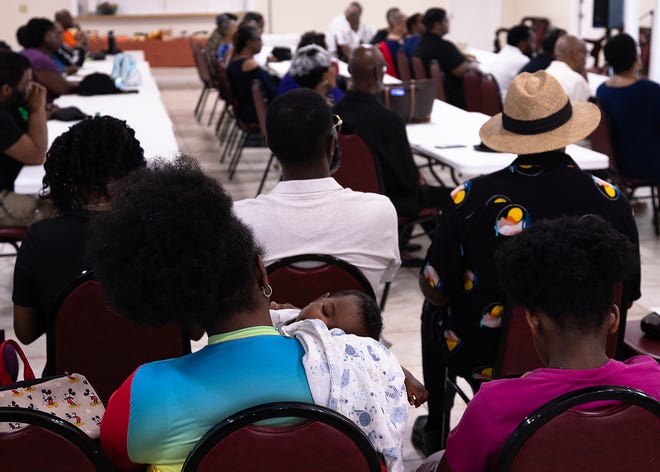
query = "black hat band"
xmin=502 ymin=100 xmax=572 ymax=135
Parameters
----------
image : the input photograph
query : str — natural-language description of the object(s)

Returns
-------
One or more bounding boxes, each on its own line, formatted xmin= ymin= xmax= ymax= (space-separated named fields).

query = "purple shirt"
xmin=446 ymin=356 xmax=660 ymax=472
xmin=22 ymin=48 xmax=60 ymax=101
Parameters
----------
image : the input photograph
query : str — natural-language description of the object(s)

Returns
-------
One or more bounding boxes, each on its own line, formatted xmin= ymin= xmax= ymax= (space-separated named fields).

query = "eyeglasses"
xmin=332 ymin=114 xmax=343 ymax=133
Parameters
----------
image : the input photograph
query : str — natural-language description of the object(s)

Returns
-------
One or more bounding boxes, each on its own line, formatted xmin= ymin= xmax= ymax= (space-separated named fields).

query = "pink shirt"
xmin=446 ymin=356 xmax=660 ymax=472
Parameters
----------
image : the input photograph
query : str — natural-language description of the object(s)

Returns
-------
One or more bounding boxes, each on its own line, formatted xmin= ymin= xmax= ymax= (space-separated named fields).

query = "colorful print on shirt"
xmin=592 ymin=175 xmax=620 ymax=200
xmin=494 ymin=204 xmax=530 ymax=237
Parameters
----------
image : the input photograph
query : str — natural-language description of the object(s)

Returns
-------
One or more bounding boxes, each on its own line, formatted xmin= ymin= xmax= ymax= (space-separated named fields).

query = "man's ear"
xmin=524 ymin=308 xmax=541 ymax=336
xmin=608 ymin=304 xmax=620 ymax=334
xmin=0 ymin=84 xmax=12 ymax=98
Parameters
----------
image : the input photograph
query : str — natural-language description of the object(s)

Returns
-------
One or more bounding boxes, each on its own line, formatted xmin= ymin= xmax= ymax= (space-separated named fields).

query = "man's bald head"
xmin=348 ymin=45 xmax=385 ymax=92
xmin=554 ymin=34 xmax=588 ymax=73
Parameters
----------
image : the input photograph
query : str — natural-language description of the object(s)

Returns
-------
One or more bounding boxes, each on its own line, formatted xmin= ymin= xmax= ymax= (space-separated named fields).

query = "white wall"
xmin=1 ymin=0 xmax=72 ymax=50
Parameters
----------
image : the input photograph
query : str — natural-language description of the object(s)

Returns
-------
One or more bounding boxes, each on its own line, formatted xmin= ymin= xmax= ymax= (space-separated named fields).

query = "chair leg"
xmin=256 ymin=153 xmax=276 ymax=196
xmin=195 ymin=87 xmax=210 ymax=123
xmin=220 ymin=121 xmax=239 ymax=164
xmin=215 ymin=106 xmax=228 ymax=136
xmin=207 ymin=93 xmax=220 ymax=126
xmin=379 ymin=281 xmax=391 ymax=311
xmin=228 ymin=131 xmax=248 ymax=180
xmin=218 ymin=112 xmax=235 ymax=144
xmin=652 ymin=186 xmax=659 ymax=236
xmin=193 ymin=86 xmax=206 ymax=119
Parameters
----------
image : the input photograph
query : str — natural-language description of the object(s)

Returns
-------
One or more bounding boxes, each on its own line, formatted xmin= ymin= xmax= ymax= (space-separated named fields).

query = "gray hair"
xmin=289 ymin=44 xmax=331 ymax=77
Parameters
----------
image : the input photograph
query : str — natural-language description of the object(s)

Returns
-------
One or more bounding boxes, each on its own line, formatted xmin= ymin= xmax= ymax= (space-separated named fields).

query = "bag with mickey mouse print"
xmin=0 ymin=339 xmax=105 ymax=438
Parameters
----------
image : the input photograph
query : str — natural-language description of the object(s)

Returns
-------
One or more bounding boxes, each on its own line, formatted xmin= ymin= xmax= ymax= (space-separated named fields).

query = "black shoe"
xmin=402 ymin=256 xmax=425 ymax=268
xmin=411 ymin=415 xmax=443 ymax=457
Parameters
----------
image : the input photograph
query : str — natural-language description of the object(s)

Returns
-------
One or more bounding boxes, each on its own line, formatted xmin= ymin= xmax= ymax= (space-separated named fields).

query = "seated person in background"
xmin=333 ymin=45 xmax=449 ymax=262
xmin=425 ymin=215 xmax=660 ymax=472
xmin=12 ymin=116 xmax=145 ymax=352
xmin=276 ymin=44 xmax=342 ymax=103
xmin=95 ymin=156 xmax=408 ymax=472
xmin=240 ymin=11 xmax=266 ymax=33
xmin=54 ymin=9 xmax=87 ymax=49
xmin=205 ymin=13 xmax=238 ymax=70
xmin=402 ymin=13 xmax=424 ymax=56
xmin=51 ymin=21 xmax=83 ymax=75
xmin=226 ymin=24 xmax=277 ymax=125
xmin=0 ymin=51 xmax=54 ymax=227
xmin=489 ymin=24 xmax=534 ymax=100
xmin=416 ymin=71 xmax=640 ymax=455
xmin=234 ymin=89 xmax=401 ymax=293
xmin=596 ymin=33 xmax=660 ymax=181
xmin=519 ymin=28 xmax=566 ymax=74
xmin=545 ymin=34 xmax=590 ymax=101
xmin=413 ymin=8 xmax=472 ymax=108
xmin=270 ymin=290 xmax=429 ymax=407
xmin=376 ymin=9 xmax=408 ymax=78
xmin=370 ymin=7 xmax=403 ymax=44
xmin=17 ymin=18 xmax=77 ymax=101
xmin=327 ymin=2 xmax=374 ymax=61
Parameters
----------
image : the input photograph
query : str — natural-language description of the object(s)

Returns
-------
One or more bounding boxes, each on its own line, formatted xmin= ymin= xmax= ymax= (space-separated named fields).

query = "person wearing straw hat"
xmin=415 ymin=70 xmax=641 ymax=455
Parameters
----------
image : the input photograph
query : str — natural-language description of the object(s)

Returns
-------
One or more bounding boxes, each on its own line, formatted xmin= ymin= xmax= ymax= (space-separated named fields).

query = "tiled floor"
xmin=1 ymin=67 xmax=658 ymax=471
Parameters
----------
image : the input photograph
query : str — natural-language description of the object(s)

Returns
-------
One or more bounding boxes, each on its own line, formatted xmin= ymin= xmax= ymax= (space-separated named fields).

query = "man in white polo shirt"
xmin=233 ymin=88 xmax=400 ymax=293
xmin=545 ymin=34 xmax=591 ymax=101
xmin=327 ymin=2 xmax=374 ymax=61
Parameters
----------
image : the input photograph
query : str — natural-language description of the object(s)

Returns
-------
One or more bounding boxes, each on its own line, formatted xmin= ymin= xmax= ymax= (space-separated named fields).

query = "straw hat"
xmin=479 ymin=71 xmax=600 ymax=154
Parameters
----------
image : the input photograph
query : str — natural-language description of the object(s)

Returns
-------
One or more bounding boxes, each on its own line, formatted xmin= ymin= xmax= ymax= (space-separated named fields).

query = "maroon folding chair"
xmin=0 ymin=226 xmax=26 ymax=257
xmin=411 ymin=55 xmax=427 ymax=79
xmin=47 ymin=271 xmax=191 ymax=403
xmin=481 ymin=72 xmax=503 ymax=117
xmin=181 ymin=402 xmax=382 ymax=472
xmin=463 ymin=68 xmax=482 ymax=113
xmin=396 ymin=48 xmax=412 ymax=82
xmin=0 ymin=407 xmax=114 ymax=472
xmin=266 ymin=254 xmax=376 ymax=309
xmin=496 ymin=386 xmax=660 ymax=471
xmin=430 ymin=60 xmax=446 ymax=101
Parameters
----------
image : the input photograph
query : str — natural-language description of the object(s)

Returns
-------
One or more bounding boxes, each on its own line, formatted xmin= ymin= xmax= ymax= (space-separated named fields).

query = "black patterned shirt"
xmin=421 ymin=151 xmax=640 ymax=380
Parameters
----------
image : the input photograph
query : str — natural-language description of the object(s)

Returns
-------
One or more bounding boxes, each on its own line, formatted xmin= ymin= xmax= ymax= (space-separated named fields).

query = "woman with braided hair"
xmin=12 ymin=115 xmax=145 ymax=360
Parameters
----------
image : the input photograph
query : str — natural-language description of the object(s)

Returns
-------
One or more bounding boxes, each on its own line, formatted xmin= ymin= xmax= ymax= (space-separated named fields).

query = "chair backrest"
xmin=251 ymin=79 xmax=267 ymax=136
xmin=266 ymin=254 xmax=376 ymax=307
xmin=215 ymin=63 xmax=235 ymax=104
xmin=589 ymin=102 xmax=618 ymax=170
xmin=333 ymin=133 xmax=383 ymax=195
xmin=495 ymin=282 xmax=624 ymax=378
xmin=396 ymin=48 xmax=412 ymax=82
xmin=430 ymin=60 xmax=446 ymax=101
xmin=480 ymin=72 xmax=503 ymax=116
xmin=496 ymin=386 xmax=660 ymax=472
xmin=181 ymin=402 xmax=382 ymax=472
xmin=47 ymin=271 xmax=191 ymax=403
xmin=463 ymin=68 xmax=482 ymax=112
xmin=190 ymin=40 xmax=212 ymax=86
xmin=0 ymin=407 xmax=114 ymax=472
xmin=520 ymin=17 xmax=550 ymax=54
xmin=411 ymin=55 xmax=427 ymax=79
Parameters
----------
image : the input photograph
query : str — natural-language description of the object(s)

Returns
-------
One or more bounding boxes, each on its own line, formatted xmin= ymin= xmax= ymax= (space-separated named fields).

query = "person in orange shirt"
xmin=54 ymin=9 xmax=86 ymax=48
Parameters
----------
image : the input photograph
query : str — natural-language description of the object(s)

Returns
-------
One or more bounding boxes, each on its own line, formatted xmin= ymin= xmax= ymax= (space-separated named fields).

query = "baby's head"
xmin=295 ymin=290 xmax=383 ymax=340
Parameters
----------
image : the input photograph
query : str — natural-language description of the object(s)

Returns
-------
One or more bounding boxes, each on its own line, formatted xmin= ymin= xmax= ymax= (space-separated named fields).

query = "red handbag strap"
xmin=0 ymin=339 xmax=35 ymax=386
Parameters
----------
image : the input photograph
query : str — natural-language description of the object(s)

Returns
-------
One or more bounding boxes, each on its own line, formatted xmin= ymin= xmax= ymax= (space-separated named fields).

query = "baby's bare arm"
xmin=402 ymin=366 xmax=429 ymax=407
